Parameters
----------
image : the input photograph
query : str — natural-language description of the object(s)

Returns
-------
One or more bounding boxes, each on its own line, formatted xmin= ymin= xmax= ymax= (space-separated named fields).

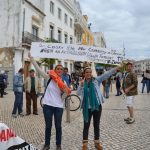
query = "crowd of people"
xmin=2 ymin=56 xmax=147 ymax=150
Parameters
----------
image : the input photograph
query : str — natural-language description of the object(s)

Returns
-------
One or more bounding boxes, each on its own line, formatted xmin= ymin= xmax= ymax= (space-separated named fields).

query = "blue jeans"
xmin=104 ymin=84 xmax=110 ymax=98
xmin=116 ymin=81 xmax=121 ymax=95
xmin=43 ymin=105 xmax=63 ymax=146
xmin=148 ymin=80 xmax=150 ymax=93
xmin=142 ymin=80 xmax=148 ymax=93
xmin=12 ymin=92 xmax=23 ymax=114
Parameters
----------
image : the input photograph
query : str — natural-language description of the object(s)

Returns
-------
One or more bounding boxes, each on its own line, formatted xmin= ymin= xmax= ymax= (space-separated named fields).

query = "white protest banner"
xmin=0 ymin=123 xmax=38 ymax=150
xmin=31 ymin=42 xmax=123 ymax=64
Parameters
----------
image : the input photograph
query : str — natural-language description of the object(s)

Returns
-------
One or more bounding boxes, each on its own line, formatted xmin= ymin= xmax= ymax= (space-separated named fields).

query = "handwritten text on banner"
xmin=31 ymin=42 xmax=123 ymax=64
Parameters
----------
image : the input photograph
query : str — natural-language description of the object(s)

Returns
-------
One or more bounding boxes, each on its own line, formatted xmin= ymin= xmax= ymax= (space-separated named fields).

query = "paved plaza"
xmin=0 ymin=81 xmax=150 ymax=150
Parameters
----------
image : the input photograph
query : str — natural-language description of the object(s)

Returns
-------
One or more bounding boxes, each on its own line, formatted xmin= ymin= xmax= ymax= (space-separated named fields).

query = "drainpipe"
xmin=22 ymin=8 xmax=25 ymax=42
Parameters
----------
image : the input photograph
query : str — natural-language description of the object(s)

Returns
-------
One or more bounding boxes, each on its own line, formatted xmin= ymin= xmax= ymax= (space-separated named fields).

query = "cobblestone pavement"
xmin=0 ymin=80 xmax=150 ymax=150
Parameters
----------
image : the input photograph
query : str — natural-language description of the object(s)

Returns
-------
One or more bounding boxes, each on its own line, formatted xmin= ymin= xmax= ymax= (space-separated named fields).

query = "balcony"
xmin=22 ymin=31 xmax=44 ymax=46
xmin=74 ymin=17 xmax=86 ymax=33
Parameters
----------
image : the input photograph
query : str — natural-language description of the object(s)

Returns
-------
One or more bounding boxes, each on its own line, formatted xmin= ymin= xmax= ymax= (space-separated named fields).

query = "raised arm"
xmin=28 ymin=53 xmax=49 ymax=80
xmin=96 ymin=65 xmax=122 ymax=84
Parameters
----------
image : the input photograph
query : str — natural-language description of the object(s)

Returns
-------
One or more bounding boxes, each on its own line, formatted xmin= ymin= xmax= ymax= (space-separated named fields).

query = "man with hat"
xmin=24 ymin=69 xmax=41 ymax=115
xmin=122 ymin=61 xmax=138 ymax=124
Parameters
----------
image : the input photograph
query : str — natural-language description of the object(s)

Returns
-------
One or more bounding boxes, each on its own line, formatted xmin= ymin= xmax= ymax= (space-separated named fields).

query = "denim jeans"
xmin=12 ymin=92 xmax=23 ymax=114
xmin=43 ymin=105 xmax=63 ymax=146
xmin=83 ymin=105 xmax=102 ymax=140
xmin=142 ymin=80 xmax=148 ymax=93
xmin=104 ymin=84 xmax=110 ymax=98
xmin=116 ymin=81 xmax=121 ymax=95
xmin=148 ymin=80 xmax=150 ymax=93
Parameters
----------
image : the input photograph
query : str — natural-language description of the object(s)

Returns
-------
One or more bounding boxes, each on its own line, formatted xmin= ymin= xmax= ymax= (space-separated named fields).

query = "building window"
xmin=70 ymin=18 xmax=72 ymax=28
xmin=64 ymin=34 xmax=68 ymax=43
xmin=50 ymin=1 xmax=54 ymax=14
xmin=70 ymin=37 xmax=73 ymax=44
xmin=58 ymin=30 xmax=62 ymax=43
xmin=58 ymin=61 xmax=61 ymax=64
xmin=77 ymin=34 xmax=82 ymax=43
xmin=87 ymin=36 xmax=90 ymax=44
xmin=50 ymin=25 xmax=54 ymax=40
xmin=58 ymin=8 xmax=61 ymax=19
xmin=32 ymin=25 xmax=38 ymax=37
xmin=64 ymin=62 xmax=68 ymax=68
xmin=70 ymin=63 xmax=73 ymax=73
xmin=64 ymin=13 xmax=68 ymax=24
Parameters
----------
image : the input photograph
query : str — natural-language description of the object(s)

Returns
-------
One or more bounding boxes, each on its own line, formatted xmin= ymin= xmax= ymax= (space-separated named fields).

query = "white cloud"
xmin=79 ymin=0 xmax=150 ymax=60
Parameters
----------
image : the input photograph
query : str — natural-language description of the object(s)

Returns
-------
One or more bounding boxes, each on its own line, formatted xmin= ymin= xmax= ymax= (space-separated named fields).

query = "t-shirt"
xmin=43 ymin=79 xmax=64 ymax=108
xmin=62 ymin=74 xmax=71 ymax=86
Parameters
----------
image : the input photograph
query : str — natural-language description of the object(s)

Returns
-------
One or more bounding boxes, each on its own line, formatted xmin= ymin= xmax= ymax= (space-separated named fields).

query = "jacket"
xmin=77 ymin=68 xmax=116 ymax=108
xmin=13 ymin=73 xmax=23 ymax=92
xmin=24 ymin=76 xmax=41 ymax=94
xmin=122 ymin=72 xmax=138 ymax=96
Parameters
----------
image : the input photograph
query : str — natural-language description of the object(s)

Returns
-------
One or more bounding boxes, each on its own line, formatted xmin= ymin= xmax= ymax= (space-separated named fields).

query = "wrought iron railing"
xmin=22 ymin=31 xmax=44 ymax=45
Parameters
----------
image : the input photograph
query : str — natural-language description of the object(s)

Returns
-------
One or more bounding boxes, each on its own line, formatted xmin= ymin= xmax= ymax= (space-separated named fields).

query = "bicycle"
xmin=39 ymin=93 xmax=81 ymax=111
xmin=71 ymin=79 xmax=79 ymax=91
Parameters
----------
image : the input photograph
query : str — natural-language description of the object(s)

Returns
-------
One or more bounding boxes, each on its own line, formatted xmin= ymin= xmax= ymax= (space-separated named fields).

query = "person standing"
xmin=115 ymin=69 xmax=122 ymax=96
xmin=77 ymin=65 xmax=122 ymax=150
xmin=0 ymin=70 xmax=5 ymax=98
xmin=102 ymin=77 xmax=111 ymax=99
xmin=141 ymin=71 xmax=148 ymax=93
xmin=3 ymin=70 xmax=9 ymax=95
xmin=28 ymin=53 xmax=69 ymax=150
xmin=12 ymin=68 xmax=24 ymax=118
xmin=122 ymin=62 xmax=138 ymax=124
xmin=144 ymin=70 xmax=150 ymax=93
xmin=62 ymin=67 xmax=71 ymax=86
xmin=24 ymin=69 xmax=41 ymax=115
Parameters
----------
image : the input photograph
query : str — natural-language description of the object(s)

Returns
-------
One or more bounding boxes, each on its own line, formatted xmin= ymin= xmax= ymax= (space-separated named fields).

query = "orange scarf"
xmin=48 ymin=70 xmax=71 ymax=95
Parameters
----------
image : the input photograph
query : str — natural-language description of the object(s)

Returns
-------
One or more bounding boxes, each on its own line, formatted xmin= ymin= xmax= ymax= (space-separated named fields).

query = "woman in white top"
xmin=28 ymin=53 xmax=65 ymax=150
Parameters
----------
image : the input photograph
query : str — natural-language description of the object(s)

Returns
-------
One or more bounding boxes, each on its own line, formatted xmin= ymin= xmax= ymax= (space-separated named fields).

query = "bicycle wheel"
xmin=65 ymin=94 xmax=81 ymax=111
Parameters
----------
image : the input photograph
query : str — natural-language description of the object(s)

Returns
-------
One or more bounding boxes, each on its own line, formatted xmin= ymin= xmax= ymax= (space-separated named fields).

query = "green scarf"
xmin=83 ymin=79 xmax=99 ymax=122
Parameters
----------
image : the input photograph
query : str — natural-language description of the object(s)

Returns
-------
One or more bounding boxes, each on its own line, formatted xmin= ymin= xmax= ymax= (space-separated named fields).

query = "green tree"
xmin=40 ymin=38 xmax=59 ymax=69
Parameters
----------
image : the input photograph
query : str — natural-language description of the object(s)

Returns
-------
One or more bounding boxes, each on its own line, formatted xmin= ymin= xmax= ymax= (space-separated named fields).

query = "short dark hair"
xmin=64 ymin=67 xmax=68 ymax=71
xmin=18 ymin=68 xmax=24 ymax=73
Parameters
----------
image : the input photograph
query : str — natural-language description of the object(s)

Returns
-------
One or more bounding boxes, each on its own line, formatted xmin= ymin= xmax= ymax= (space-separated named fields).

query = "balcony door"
xmin=50 ymin=25 xmax=54 ymax=40
xmin=32 ymin=25 xmax=39 ymax=37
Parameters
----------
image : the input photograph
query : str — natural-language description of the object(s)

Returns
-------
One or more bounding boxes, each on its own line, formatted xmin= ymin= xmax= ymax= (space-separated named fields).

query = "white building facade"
xmin=93 ymin=32 xmax=106 ymax=48
xmin=0 ymin=0 xmax=78 ymax=89
xmin=134 ymin=59 xmax=150 ymax=75
xmin=43 ymin=0 xmax=75 ymax=73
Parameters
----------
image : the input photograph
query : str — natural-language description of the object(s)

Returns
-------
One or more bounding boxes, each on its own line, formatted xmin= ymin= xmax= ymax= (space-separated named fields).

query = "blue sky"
xmin=79 ymin=0 xmax=150 ymax=60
